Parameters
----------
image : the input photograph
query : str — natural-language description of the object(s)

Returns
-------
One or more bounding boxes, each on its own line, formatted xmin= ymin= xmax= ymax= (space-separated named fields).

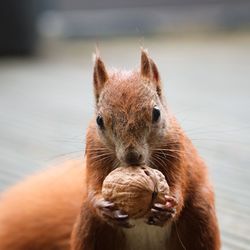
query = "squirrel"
xmin=0 ymin=49 xmax=220 ymax=250
xmin=70 ymin=49 xmax=220 ymax=250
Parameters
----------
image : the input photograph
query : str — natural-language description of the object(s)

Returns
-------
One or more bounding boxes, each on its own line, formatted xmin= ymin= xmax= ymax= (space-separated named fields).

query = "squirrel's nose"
xmin=124 ymin=151 xmax=142 ymax=166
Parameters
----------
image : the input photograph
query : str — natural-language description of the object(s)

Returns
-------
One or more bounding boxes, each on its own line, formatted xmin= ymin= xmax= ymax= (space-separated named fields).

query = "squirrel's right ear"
xmin=140 ymin=48 xmax=161 ymax=97
xmin=93 ymin=54 xmax=108 ymax=103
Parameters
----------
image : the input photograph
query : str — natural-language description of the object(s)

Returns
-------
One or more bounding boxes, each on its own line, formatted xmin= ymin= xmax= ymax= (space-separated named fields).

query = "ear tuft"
xmin=140 ymin=48 xmax=151 ymax=80
xmin=140 ymin=48 xmax=162 ymax=97
xmin=93 ymin=54 xmax=108 ymax=103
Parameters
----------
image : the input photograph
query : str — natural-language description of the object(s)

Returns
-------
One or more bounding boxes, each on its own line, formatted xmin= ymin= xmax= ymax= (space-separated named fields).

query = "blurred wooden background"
xmin=0 ymin=32 xmax=250 ymax=249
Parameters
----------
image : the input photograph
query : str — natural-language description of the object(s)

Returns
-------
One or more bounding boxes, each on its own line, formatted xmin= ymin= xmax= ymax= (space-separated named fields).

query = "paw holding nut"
xmin=101 ymin=165 xmax=177 ymax=227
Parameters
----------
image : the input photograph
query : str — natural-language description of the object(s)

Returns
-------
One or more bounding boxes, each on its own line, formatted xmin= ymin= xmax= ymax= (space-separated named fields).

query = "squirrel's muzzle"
xmin=124 ymin=150 xmax=143 ymax=166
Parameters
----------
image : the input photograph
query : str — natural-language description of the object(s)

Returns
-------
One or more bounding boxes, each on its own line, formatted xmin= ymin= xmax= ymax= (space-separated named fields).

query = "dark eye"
xmin=152 ymin=106 xmax=161 ymax=123
xmin=96 ymin=115 xmax=104 ymax=129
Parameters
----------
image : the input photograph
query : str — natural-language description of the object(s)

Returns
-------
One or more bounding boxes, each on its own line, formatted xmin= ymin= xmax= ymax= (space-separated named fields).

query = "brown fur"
xmin=0 ymin=50 xmax=220 ymax=250
xmin=0 ymin=160 xmax=85 ymax=250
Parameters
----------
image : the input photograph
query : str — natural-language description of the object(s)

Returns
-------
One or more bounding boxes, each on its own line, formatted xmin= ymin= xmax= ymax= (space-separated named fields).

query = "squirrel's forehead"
xmin=101 ymin=90 xmax=155 ymax=111
xmin=102 ymin=81 xmax=155 ymax=103
xmin=99 ymin=96 xmax=154 ymax=124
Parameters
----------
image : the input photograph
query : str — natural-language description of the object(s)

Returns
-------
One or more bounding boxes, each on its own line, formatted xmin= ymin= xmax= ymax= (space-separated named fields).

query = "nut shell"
xmin=102 ymin=165 xmax=169 ymax=218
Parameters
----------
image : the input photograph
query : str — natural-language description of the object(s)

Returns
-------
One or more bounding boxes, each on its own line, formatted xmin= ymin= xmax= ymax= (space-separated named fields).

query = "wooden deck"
xmin=0 ymin=33 xmax=250 ymax=249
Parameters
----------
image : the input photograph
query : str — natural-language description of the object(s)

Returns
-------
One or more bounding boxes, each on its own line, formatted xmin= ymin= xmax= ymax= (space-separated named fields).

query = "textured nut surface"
xmin=102 ymin=165 xmax=169 ymax=218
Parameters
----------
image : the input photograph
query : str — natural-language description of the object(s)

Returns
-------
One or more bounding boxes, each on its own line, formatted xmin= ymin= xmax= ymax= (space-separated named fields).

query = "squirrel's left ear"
xmin=93 ymin=54 xmax=108 ymax=103
xmin=140 ymin=48 xmax=161 ymax=97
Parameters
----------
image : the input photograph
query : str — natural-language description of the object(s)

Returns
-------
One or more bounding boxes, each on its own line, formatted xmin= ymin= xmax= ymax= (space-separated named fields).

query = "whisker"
xmin=113 ymin=159 xmax=120 ymax=169
xmin=152 ymin=155 xmax=170 ymax=168
xmin=91 ymin=155 xmax=113 ymax=165
xmin=149 ymin=159 xmax=171 ymax=184
xmin=90 ymin=152 xmax=112 ymax=160
xmin=86 ymin=148 xmax=110 ymax=152
xmin=174 ymin=221 xmax=187 ymax=250
xmin=152 ymin=148 xmax=185 ymax=154
xmin=90 ymin=154 xmax=113 ymax=162
xmin=156 ymin=152 xmax=182 ymax=162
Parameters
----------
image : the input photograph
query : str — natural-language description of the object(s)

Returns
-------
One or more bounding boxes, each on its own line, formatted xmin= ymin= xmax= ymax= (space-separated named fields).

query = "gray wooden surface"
xmin=0 ymin=33 xmax=250 ymax=249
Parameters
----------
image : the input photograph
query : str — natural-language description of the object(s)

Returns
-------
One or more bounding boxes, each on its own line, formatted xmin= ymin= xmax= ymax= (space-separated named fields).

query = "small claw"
xmin=153 ymin=203 xmax=168 ymax=211
xmin=151 ymin=208 xmax=174 ymax=220
xmin=96 ymin=199 xmax=115 ymax=210
xmin=103 ymin=201 xmax=115 ymax=208
xmin=101 ymin=208 xmax=134 ymax=228
xmin=109 ymin=215 xmax=134 ymax=228
xmin=151 ymin=208 xmax=168 ymax=216
xmin=95 ymin=198 xmax=134 ymax=228
xmin=113 ymin=210 xmax=129 ymax=220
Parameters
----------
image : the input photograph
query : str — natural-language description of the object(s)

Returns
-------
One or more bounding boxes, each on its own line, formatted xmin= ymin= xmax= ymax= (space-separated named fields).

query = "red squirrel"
xmin=70 ymin=49 xmax=220 ymax=250
xmin=0 ymin=49 xmax=220 ymax=250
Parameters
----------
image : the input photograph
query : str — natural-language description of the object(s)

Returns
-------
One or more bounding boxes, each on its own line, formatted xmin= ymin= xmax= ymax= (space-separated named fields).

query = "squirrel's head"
xmin=92 ymin=49 xmax=170 ymax=167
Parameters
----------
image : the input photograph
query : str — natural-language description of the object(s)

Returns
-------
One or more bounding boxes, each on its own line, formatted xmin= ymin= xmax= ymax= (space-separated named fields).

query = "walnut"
xmin=102 ymin=165 xmax=169 ymax=219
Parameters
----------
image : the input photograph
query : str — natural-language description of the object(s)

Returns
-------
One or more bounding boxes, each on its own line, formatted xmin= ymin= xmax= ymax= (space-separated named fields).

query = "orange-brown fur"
xmin=0 ymin=160 xmax=85 ymax=250
xmin=0 ymin=50 xmax=220 ymax=250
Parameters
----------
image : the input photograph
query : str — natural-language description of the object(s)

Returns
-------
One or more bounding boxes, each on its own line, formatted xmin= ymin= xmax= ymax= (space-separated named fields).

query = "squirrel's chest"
xmin=123 ymin=219 xmax=172 ymax=250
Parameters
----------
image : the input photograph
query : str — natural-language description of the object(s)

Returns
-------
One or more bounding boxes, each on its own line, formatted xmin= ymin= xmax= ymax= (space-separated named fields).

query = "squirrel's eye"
xmin=96 ymin=115 xmax=104 ymax=129
xmin=152 ymin=106 xmax=161 ymax=123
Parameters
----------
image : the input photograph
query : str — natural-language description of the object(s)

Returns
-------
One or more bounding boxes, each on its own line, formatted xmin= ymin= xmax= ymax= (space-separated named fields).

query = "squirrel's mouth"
xmin=114 ymin=154 xmax=149 ymax=169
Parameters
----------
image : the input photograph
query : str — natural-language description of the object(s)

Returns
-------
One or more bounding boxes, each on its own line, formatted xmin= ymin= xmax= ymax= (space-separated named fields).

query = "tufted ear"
xmin=93 ymin=54 xmax=108 ymax=103
xmin=140 ymin=48 xmax=161 ymax=97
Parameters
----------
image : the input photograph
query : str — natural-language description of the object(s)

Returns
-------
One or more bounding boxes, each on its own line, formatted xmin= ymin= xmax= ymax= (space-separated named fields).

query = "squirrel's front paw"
xmin=95 ymin=198 xmax=134 ymax=228
xmin=146 ymin=195 xmax=178 ymax=227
